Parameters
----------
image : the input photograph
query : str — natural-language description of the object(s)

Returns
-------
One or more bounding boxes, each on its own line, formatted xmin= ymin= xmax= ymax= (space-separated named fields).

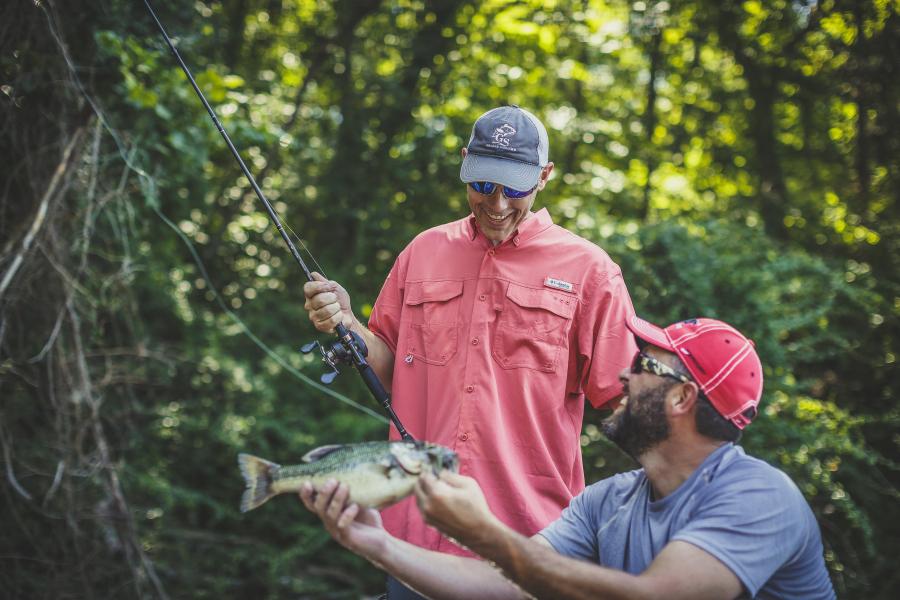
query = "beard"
xmin=601 ymin=384 xmax=671 ymax=459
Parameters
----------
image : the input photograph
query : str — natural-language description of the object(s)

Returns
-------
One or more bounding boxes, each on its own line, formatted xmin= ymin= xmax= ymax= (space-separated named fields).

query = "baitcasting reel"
xmin=300 ymin=330 xmax=370 ymax=385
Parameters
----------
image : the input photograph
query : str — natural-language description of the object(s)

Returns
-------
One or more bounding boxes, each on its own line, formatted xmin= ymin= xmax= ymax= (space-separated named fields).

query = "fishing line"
xmin=282 ymin=221 xmax=329 ymax=281
xmin=38 ymin=0 xmax=388 ymax=425
xmin=143 ymin=0 xmax=414 ymax=440
xmin=155 ymin=208 xmax=389 ymax=423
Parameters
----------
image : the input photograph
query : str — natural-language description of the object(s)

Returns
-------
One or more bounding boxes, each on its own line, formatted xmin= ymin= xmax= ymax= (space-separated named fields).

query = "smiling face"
xmin=466 ymin=184 xmax=536 ymax=244
xmin=461 ymin=148 xmax=553 ymax=245
xmin=601 ymin=346 xmax=682 ymax=458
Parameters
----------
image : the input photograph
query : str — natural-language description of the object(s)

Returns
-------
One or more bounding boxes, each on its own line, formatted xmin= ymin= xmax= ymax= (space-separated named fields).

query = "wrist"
xmin=367 ymin=529 xmax=400 ymax=570
xmin=347 ymin=313 xmax=364 ymax=332
xmin=463 ymin=513 xmax=510 ymax=556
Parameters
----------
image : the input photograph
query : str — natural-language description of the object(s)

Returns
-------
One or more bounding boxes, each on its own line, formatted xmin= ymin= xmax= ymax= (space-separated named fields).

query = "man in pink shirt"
xmin=304 ymin=105 xmax=637 ymax=598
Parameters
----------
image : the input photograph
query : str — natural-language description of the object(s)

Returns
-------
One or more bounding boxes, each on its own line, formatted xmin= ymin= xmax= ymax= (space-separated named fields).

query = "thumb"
xmin=418 ymin=471 xmax=438 ymax=493
xmin=311 ymin=271 xmax=340 ymax=292
xmin=438 ymin=471 xmax=470 ymax=488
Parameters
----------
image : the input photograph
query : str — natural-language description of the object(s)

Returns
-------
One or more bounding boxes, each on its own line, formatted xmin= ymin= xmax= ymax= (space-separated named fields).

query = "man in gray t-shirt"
xmin=542 ymin=443 xmax=833 ymax=598
xmin=300 ymin=316 xmax=835 ymax=599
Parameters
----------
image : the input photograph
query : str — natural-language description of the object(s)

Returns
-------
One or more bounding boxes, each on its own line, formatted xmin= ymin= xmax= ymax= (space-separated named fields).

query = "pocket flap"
xmin=405 ymin=280 xmax=464 ymax=306
xmin=506 ymin=283 xmax=576 ymax=319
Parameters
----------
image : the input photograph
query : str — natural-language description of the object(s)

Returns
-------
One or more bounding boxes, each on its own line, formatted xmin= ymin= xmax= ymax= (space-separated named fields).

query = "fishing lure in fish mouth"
xmin=238 ymin=441 xmax=459 ymax=513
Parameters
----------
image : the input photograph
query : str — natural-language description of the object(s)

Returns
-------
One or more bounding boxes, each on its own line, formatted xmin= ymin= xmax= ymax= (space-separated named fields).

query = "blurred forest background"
xmin=1 ymin=0 xmax=897 ymax=597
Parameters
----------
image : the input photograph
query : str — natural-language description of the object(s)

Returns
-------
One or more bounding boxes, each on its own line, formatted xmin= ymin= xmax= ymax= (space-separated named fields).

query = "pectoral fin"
xmin=386 ymin=465 xmax=406 ymax=480
xmin=390 ymin=445 xmax=425 ymax=475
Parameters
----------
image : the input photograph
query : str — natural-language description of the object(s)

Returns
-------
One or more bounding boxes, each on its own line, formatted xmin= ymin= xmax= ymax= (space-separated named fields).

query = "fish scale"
xmin=279 ymin=441 xmax=401 ymax=476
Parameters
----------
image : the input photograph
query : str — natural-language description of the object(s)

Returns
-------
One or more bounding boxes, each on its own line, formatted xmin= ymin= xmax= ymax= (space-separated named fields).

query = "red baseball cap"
xmin=626 ymin=316 xmax=764 ymax=430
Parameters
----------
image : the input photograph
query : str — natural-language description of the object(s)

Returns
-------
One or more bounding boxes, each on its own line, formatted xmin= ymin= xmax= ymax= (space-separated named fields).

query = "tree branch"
xmin=0 ymin=127 xmax=86 ymax=303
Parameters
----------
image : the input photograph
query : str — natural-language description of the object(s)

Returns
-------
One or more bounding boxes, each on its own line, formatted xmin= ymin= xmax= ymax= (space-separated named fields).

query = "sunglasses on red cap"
xmin=468 ymin=181 xmax=537 ymax=199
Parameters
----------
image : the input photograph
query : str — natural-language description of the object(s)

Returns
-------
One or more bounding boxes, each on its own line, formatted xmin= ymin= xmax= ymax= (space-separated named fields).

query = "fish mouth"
xmin=437 ymin=448 xmax=460 ymax=474
xmin=443 ymin=452 xmax=459 ymax=472
xmin=427 ymin=446 xmax=459 ymax=474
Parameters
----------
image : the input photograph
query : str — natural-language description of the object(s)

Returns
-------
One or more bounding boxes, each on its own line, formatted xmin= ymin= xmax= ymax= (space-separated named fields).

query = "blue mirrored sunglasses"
xmin=469 ymin=181 xmax=536 ymax=199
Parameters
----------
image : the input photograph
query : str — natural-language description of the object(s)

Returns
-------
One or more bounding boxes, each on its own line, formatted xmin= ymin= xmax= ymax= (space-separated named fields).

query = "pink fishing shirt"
xmin=368 ymin=208 xmax=637 ymax=556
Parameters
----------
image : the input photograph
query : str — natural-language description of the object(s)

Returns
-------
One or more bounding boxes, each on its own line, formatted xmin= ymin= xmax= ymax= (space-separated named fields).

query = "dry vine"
xmin=0 ymin=1 xmax=169 ymax=598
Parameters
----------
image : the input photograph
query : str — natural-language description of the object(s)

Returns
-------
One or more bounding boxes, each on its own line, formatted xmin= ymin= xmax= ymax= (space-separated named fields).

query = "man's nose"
xmin=484 ymin=190 xmax=508 ymax=210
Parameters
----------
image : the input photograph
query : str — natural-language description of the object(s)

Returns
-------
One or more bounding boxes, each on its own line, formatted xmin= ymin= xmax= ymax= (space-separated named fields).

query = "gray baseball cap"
xmin=460 ymin=105 xmax=550 ymax=191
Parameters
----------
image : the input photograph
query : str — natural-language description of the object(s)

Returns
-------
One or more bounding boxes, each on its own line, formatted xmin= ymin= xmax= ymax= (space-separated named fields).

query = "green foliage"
xmin=581 ymin=219 xmax=897 ymax=595
xmin=2 ymin=0 xmax=897 ymax=598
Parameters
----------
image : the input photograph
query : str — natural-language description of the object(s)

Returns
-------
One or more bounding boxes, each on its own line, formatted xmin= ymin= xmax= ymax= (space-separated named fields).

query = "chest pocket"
xmin=403 ymin=280 xmax=464 ymax=365
xmin=492 ymin=283 xmax=576 ymax=372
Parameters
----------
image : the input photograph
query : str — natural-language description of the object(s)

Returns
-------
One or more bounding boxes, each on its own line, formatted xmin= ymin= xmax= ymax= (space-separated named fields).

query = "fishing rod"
xmin=142 ymin=0 xmax=413 ymax=442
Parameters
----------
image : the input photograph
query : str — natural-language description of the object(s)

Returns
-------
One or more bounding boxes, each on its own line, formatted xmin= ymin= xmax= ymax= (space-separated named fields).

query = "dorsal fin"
xmin=301 ymin=444 xmax=344 ymax=463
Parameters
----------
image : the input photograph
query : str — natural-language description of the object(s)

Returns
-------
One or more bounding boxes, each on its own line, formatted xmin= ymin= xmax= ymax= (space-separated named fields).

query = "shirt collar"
xmin=466 ymin=208 xmax=554 ymax=246
xmin=647 ymin=442 xmax=735 ymax=509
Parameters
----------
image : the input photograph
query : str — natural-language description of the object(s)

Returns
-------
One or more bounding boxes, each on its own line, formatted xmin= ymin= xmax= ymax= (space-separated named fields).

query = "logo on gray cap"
xmin=492 ymin=123 xmax=517 ymax=147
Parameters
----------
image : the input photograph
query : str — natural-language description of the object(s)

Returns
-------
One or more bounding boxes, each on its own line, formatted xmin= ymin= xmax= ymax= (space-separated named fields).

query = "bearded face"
xmin=601 ymin=382 xmax=672 ymax=459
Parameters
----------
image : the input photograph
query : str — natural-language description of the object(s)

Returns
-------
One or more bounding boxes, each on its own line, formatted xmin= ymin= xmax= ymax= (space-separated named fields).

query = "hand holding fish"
xmin=299 ymin=479 xmax=388 ymax=562
xmin=304 ymin=272 xmax=354 ymax=333
xmin=414 ymin=471 xmax=501 ymax=548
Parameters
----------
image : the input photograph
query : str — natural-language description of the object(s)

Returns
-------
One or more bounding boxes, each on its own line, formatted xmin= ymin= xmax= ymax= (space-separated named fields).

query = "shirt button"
xmin=471 ymin=338 xmax=478 ymax=345
xmin=459 ymin=433 xmax=469 ymax=441
xmin=479 ymin=294 xmax=486 ymax=301
xmin=488 ymin=249 xmax=495 ymax=256
xmin=465 ymin=385 xmax=475 ymax=393
xmin=513 ymin=236 xmax=520 ymax=245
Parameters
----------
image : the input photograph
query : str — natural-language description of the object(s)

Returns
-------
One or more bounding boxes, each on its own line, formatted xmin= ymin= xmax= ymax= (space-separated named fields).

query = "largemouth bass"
xmin=239 ymin=440 xmax=458 ymax=513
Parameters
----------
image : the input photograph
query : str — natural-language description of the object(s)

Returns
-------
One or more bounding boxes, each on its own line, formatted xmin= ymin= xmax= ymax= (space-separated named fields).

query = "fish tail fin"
xmin=238 ymin=453 xmax=279 ymax=513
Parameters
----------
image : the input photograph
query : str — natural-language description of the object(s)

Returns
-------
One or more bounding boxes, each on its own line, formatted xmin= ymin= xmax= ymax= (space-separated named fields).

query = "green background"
xmin=1 ymin=0 xmax=897 ymax=597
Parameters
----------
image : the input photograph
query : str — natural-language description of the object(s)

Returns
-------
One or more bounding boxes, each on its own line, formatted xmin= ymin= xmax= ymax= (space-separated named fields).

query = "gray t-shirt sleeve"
xmin=672 ymin=467 xmax=813 ymax=597
xmin=539 ymin=482 xmax=602 ymax=561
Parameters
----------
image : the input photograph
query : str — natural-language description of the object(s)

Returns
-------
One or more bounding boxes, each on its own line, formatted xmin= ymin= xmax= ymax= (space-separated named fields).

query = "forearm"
xmin=469 ymin=521 xmax=652 ymax=600
xmin=347 ymin=317 xmax=395 ymax=392
xmin=373 ymin=535 xmax=525 ymax=600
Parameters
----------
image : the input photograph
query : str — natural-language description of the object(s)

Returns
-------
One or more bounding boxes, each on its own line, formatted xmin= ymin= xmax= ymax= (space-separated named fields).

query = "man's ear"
xmin=535 ymin=162 xmax=554 ymax=191
xmin=670 ymin=381 xmax=700 ymax=418
xmin=461 ymin=147 xmax=468 ymax=159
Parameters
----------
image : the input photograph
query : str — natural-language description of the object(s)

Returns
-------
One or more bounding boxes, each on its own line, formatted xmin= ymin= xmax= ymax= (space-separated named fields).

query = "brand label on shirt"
xmin=544 ymin=277 xmax=574 ymax=293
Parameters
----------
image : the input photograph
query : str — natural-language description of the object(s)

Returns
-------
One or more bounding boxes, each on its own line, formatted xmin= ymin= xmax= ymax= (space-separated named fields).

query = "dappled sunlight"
xmin=2 ymin=0 xmax=896 ymax=597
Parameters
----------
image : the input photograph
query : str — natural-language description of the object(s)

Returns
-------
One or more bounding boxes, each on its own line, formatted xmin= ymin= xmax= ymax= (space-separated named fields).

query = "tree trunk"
xmin=714 ymin=4 xmax=791 ymax=240
xmin=641 ymin=29 xmax=663 ymax=222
